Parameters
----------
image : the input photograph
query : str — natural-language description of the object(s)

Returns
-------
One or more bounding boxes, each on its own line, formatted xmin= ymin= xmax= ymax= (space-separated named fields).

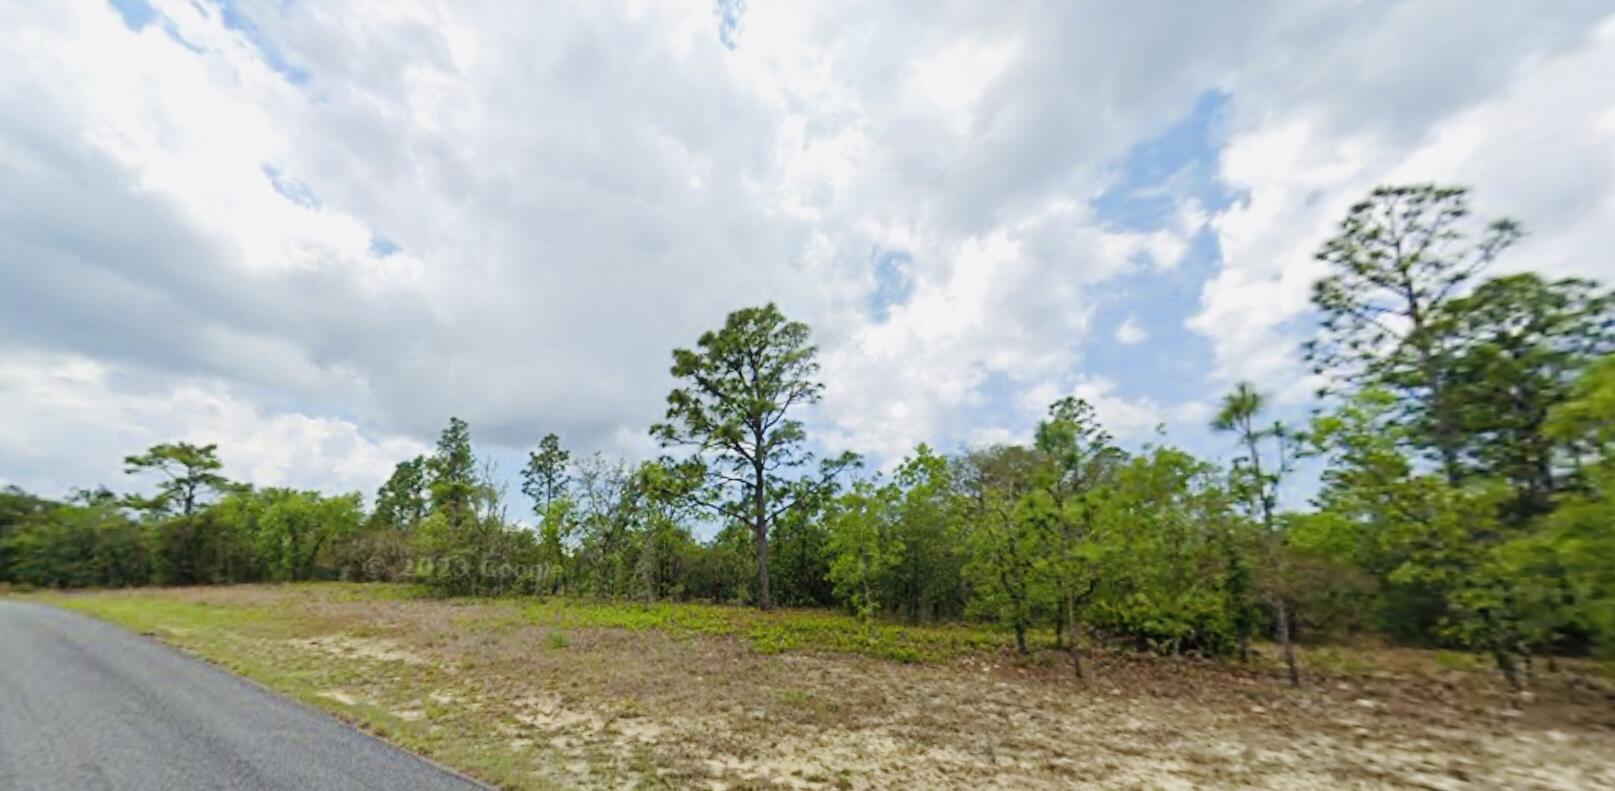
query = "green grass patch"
xmin=25 ymin=583 xmax=1028 ymax=673
xmin=47 ymin=591 xmax=287 ymax=641
xmin=504 ymin=594 xmax=1012 ymax=663
xmin=26 ymin=588 xmax=562 ymax=789
xmin=40 ymin=582 xmax=1025 ymax=665
xmin=1302 ymin=645 xmax=1372 ymax=676
xmin=1432 ymin=650 xmax=1482 ymax=671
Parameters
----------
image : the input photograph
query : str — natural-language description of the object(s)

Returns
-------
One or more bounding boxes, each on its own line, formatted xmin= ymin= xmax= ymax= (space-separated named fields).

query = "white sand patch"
xmin=289 ymin=634 xmax=429 ymax=666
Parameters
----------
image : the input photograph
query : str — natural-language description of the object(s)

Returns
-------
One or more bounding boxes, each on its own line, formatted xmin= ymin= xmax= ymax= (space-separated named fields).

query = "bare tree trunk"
xmin=753 ymin=523 xmax=771 ymax=610
xmin=860 ymin=565 xmax=877 ymax=641
xmin=753 ymin=453 xmax=772 ymax=611
xmin=1276 ymin=598 xmax=1299 ymax=687
xmin=1493 ymin=646 xmax=1521 ymax=691
xmin=1067 ymin=593 xmax=1085 ymax=681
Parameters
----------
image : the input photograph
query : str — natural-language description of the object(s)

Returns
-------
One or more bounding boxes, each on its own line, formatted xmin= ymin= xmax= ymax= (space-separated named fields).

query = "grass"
xmin=59 ymin=580 xmax=1025 ymax=659
xmin=504 ymin=593 xmax=1015 ymax=664
xmin=39 ymin=588 xmax=530 ymax=786
xmin=1434 ymin=649 xmax=1485 ymax=671
xmin=17 ymin=583 xmax=1615 ymax=789
xmin=189 ymin=581 xmax=1028 ymax=664
xmin=1304 ymin=645 xmax=1373 ymax=676
xmin=24 ymin=583 xmax=1023 ymax=788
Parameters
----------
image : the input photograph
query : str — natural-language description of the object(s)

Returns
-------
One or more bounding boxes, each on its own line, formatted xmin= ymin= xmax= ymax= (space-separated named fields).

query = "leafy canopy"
xmin=122 ymin=442 xmax=233 ymax=517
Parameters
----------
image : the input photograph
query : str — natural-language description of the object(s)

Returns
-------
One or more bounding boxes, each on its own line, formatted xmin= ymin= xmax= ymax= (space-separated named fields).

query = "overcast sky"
xmin=3 ymin=1 xmax=1614 ymax=502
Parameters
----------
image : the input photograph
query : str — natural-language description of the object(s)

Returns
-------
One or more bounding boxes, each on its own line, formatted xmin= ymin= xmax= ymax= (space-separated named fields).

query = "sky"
xmin=3 ymin=0 xmax=1614 ymax=509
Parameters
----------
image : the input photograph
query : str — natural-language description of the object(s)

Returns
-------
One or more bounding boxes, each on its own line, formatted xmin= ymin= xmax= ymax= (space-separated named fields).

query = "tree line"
xmin=3 ymin=185 xmax=1612 ymax=686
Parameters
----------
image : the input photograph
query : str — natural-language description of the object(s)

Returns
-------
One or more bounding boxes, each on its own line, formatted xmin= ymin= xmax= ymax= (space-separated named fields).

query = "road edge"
xmin=23 ymin=600 xmax=496 ymax=791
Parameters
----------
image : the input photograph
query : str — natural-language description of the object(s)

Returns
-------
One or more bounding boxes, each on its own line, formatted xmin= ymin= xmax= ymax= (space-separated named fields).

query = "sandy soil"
xmin=82 ymin=586 xmax=1615 ymax=789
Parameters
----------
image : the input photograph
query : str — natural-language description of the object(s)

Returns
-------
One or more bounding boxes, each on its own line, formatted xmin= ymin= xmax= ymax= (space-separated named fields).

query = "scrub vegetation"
xmin=35 ymin=584 xmax=1615 ymax=789
xmin=6 ymin=184 xmax=1615 ymax=787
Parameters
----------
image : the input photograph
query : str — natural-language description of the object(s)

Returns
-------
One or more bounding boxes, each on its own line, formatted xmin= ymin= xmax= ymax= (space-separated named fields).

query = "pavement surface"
xmin=0 ymin=601 xmax=481 ymax=790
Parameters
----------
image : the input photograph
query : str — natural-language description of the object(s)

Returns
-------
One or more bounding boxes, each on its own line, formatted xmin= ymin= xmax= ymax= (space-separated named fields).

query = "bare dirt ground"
xmin=41 ymin=585 xmax=1615 ymax=789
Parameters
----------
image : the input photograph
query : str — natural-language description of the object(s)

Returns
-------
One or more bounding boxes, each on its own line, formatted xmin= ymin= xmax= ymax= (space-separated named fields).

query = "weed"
xmin=1433 ymin=650 xmax=1479 ymax=671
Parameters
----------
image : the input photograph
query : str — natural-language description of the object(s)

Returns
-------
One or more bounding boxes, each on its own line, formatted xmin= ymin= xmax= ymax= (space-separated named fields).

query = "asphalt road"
xmin=0 ymin=601 xmax=481 ymax=790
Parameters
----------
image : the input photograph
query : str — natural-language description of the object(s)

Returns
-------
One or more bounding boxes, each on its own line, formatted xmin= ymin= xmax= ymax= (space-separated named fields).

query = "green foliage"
xmin=1294 ymin=184 xmax=1615 ymax=678
xmin=1212 ymin=382 xmax=1298 ymax=534
xmin=508 ymin=592 xmax=1011 ymax=664
xmin=1310 ymin=388 xmax=1554 ymax=682
xmin=427 ymin=417 xmax=478 ymax=528
xmin=825 ymin=480 xmax=902 ymax=632
xmin=6 ymin=190 xmax=1614 ymax=686
xmin=1307 ymin=185 xmax=1522 ymax=482
xmin=147 ymin=511 xmax=253 ymax=585
xmin=957 ymin=445 xmax=1048 ymax=654
xmin=689 ymin=522 xmax=757 ymax=604
xmin=1091 ymin=589 xmax=1236 ymax=657
xmin=521 ymin=433 xmax=572 ymax=516
xmin=884 ymin=445 xmax=968 ymax=621
xmin=1213 ymin=382 xmax=1302 ymax=683
xmin=0 ymin=486 xmax=60 ymax=583
xmin=1522 ymin=357 xmax=1615 ymax=657
xmin=122 ymin=442 xmax=234 ymax=517
xmin=518 ymin=433 xmax=575 ymax=593
xmin=766 ymin=494 xmax=835 ymax=608
xmin=372 ymin=456 xmax=428 ymax=532
xmin=1548 ymin=353 xmax=1615 ymax=456
xmin=651 ymin=303 xmax=850 ymax=610
xmin=411 ymin=416 xmax=544 ymax=596
xmin=1437 ymin=274 xmax=1615 ymax=516
xmin=1030 ymin=398 xmax=1122 ymax=659
xmin=1089 ymin=447 xmax=1246 ymax=657
xmin=330 ymin=524 xmax=417 ymax=582
xmin=256 ymin=489 xmax=364 ymax=581
xmin=4 ymin=500 xmax=149 ymax=588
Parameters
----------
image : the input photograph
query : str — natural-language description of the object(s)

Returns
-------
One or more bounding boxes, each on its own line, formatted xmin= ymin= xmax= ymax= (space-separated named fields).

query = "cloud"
xmin=1189 ymin=9 xmax=1615 ymax=394
xmin=2 ymin=0 xmax=808 ymax=455
xmin=1 ymin=0 xmax=1612 ymax=497
xmin=1006 ymin=376 xmax=1208 ymax=446
xmin=1114 ymin=317 xmax=1148 ymax=346
xmin=0 ymin=351 xmax=426 ymax=497
xmin=1066 ymin=378 xmax=1209 ymax=442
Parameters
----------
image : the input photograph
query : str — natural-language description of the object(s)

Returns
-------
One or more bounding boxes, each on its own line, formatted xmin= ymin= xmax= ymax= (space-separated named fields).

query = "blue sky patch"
xmin=713 ymin=0 xmax=745 ymax=50
xmin=106 ymin=0 xmax=157 ymax=30
xmin=1093 ymin=90 xmax=1236 ymax=229
xmin=263 ymin=164 xmax=320 ymax=209
xmin=215 ymin=0 xmax=311 ymax=85
xmin=369 ymin=234 xmax=401 ymax=258
xmin=865 ymin=248 xmax=914 ymax=323
xmin=1084 ymin=90 xmax=1233 ymax=400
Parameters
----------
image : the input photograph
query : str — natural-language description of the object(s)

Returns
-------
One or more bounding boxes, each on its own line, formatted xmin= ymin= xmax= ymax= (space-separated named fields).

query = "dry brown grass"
xmin=34 ymin=584 xmax=1615 ymax=790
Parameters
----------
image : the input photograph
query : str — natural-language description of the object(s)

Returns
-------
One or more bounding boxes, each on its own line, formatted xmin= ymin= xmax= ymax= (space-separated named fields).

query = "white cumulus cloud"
xmin=1 ymin=0 xmax=1611 ymax=495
